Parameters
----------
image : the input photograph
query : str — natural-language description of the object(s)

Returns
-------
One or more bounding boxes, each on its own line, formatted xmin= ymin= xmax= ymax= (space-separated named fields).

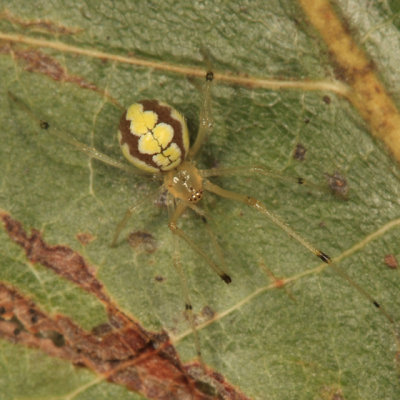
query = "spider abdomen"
xmin=118 ymin=100 xmax=190 ymax=173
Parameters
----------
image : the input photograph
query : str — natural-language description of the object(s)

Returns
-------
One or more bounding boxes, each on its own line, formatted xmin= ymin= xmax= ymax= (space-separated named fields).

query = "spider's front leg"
xmin=8 ymin=92 xmax=137 ymax=174
xmin=187 ymin=71 xmax=214 ymax=161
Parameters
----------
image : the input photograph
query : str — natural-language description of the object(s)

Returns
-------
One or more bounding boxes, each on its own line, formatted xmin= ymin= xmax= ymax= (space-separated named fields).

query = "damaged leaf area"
xmin=1 ymin=1 xmax=400 ymax=400
xmin=0 ymin=212 xmax=248 ymax=400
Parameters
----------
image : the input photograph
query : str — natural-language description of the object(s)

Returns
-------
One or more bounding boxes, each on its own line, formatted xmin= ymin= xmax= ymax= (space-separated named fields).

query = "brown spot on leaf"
xmin=128 ymin=231 xmax=157 ymax=254
xmin=322 ymin=95 xmax=331 ymax=104
xmin=319 ymin=385 xmax=345 ymax=400
xmin=76 ymin=232 xmax=95 ymax=246
xmin=0 ymin=9 xmax=83 ymax=35
xmin=384 ymin=254 xmax=398 ymax=269
xmin=0 ymin=42 xmax=94 ymax=88
xmin=325 ymin=171 xmax=349 ymax=199
xmin=201 ymin=306 xmax=215 ymax=320
xmin=0 ymin=42 xmax=121 ymax=108
xmin=1 ymin=212 xmax=105 ymax=300
xmin=0 ymin=212 xmax=250 ymax=399
xmin=293 ymin=143 xmax=307 ymax=161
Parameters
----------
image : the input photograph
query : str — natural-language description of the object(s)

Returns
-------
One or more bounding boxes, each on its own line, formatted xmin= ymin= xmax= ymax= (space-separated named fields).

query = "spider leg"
xmin=8 ymin=92 xmax=145 ymax=175
xmin=203 ymin=180 xmax=394 ymax=322
xmin=168 ymin=201 xmax=231 ymax=283
xmin=187 ymin=71 xmax=214 ymax=160
xmin=111 ymin=188 xmax=160 ymax=247
xmin=204 ymin=180 xmax=330 ymax=262
xmin=201 ymin=165 xmax=322 ymax=190
xmin=170 ymin=223 xmax=204 ymax=367
xmin=203 ymin=218 xmax=228 ymax=277
xmin=186 ymin=204 xmax=228 ymax=276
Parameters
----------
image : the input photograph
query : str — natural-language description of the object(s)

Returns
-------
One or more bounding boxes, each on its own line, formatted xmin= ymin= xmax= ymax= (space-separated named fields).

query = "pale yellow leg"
xmin=111 ymin=189 xmax=160 ymax=247
xmin=204 ymin=180 xmax=330 ymax=262
xmin=203 ymin=180 xmax=394 ymax=321
xmin=8 ymin=92 xmax=144 ymax=175
xmin=200 ymin=165 xmax=321 ymax=190
xmin=187 ymin=72 xmax=214 ymax=160
xmin=170 ymin=231 xmax=204 ymax=367
xmin=168 ymin=201 xmax=231 ymax=283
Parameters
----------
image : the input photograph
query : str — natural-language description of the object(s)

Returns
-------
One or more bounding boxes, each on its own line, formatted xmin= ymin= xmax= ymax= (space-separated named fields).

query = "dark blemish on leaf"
xmin=384 ymin=254 xmax=398 ymax=269
xmin=0 ymin=212 xmax=106 ymax=300
xmin=76 ymin=232 xmax=95 ymax=246
xmin=13 ymin=327 xmax=22 ymax=336
xmin=128 ymin=231 xmax=157 ymax=254
xmin=91 ymin=323 xmax=113 ymax=337
xmin=36 ymin=330 xmax=65 ymax=347
xmin=325 ymin=171 xmax=349 ymax=199
xmin=30 ymin=314 xmax=39 ymax=324
xmin=201 ymin=306 xmax=215 ymax=320
xmin=40 ymin=120 xmax=49 ymax=129
xmin=194 ymin=380 xmax=218 ymax=397
xmin=0 ymin=44 xmax=94 ymax=88
xmin=0 ymin=9 xmax=83 ymax=35
xmin=322 ymin=95 xmax=331 ymax=104
xmin=0 ymin=212 xmax=250 ymax=399
xmin=293 ymin=143 xmax=306 ymax=161
xmin=0 ymin=43 xmax=118 ymax=107
xmin=319 ymin=385 xmax=345 ymax=400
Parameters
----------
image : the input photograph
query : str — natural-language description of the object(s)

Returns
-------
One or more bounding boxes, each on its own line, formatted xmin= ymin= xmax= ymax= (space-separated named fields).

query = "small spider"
xmin=113 ymin=72 xmax=332 ymax=274
xmin=9 ymin=70 xmax=386 ymax=363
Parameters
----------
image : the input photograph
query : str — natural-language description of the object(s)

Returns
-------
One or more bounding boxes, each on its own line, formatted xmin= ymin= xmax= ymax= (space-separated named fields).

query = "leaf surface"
xmin=0 ymin=1 xmax=400 ymax=399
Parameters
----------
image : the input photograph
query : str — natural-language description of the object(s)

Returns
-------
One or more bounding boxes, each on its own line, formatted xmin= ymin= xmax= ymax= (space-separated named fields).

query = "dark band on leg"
xmin=317 ymin=251 xmax=331 ymax=264
xmin=206 ymin=71 xmax=214 ymax=81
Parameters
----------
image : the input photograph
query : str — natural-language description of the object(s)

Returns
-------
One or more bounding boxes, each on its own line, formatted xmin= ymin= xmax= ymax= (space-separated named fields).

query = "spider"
xmin=9 ymin=70 xmax=386 ymax=363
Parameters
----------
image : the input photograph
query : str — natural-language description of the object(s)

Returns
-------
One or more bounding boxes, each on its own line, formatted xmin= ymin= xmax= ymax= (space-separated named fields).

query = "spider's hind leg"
xmin=168 ymin=201 xmax=231 ymax=284
xmin=203 ymin=179 xmax=394 ymax=323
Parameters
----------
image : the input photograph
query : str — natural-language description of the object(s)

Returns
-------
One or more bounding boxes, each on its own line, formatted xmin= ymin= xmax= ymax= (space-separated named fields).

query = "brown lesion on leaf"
xmin=319 ymin=385 xmax=345 ymax=400
xmin=258 ymin=260 xmax=296 ymax=301
xmin=0 ymin=9 xmax=83 ymax=35
xmin=1 ymin=211 xmax=106 ymax=301
xmin=322 ymin=95 xmax=331 ymax=104
xmin=0 ymin=41 xmax=94 ymax=87
xmin=128 ymin=231 xmax=158 ymax=254
xmin=384 ymin=254 xmax=398 ymax=269
xmin=324 ymin=171 xmax=349 ymax=199
xmin=298 ymin=0 xmax=400 ymax=162
xmin=293 ymin=142 xmax=307 ymax=161
xmin=154 ymin=275 xmax=166 ymax=283
xmin=0 ymin=211 xmax=250 ymax=400
xmin=76 ymin=232 xmax=95 ymax=246
xmin=0 ymin=41 xmax=121 ymax=108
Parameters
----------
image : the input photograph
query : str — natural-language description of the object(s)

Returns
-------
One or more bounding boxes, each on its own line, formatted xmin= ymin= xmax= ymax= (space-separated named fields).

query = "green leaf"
xmin=1 ymin=1 xmax=400 ymax=399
